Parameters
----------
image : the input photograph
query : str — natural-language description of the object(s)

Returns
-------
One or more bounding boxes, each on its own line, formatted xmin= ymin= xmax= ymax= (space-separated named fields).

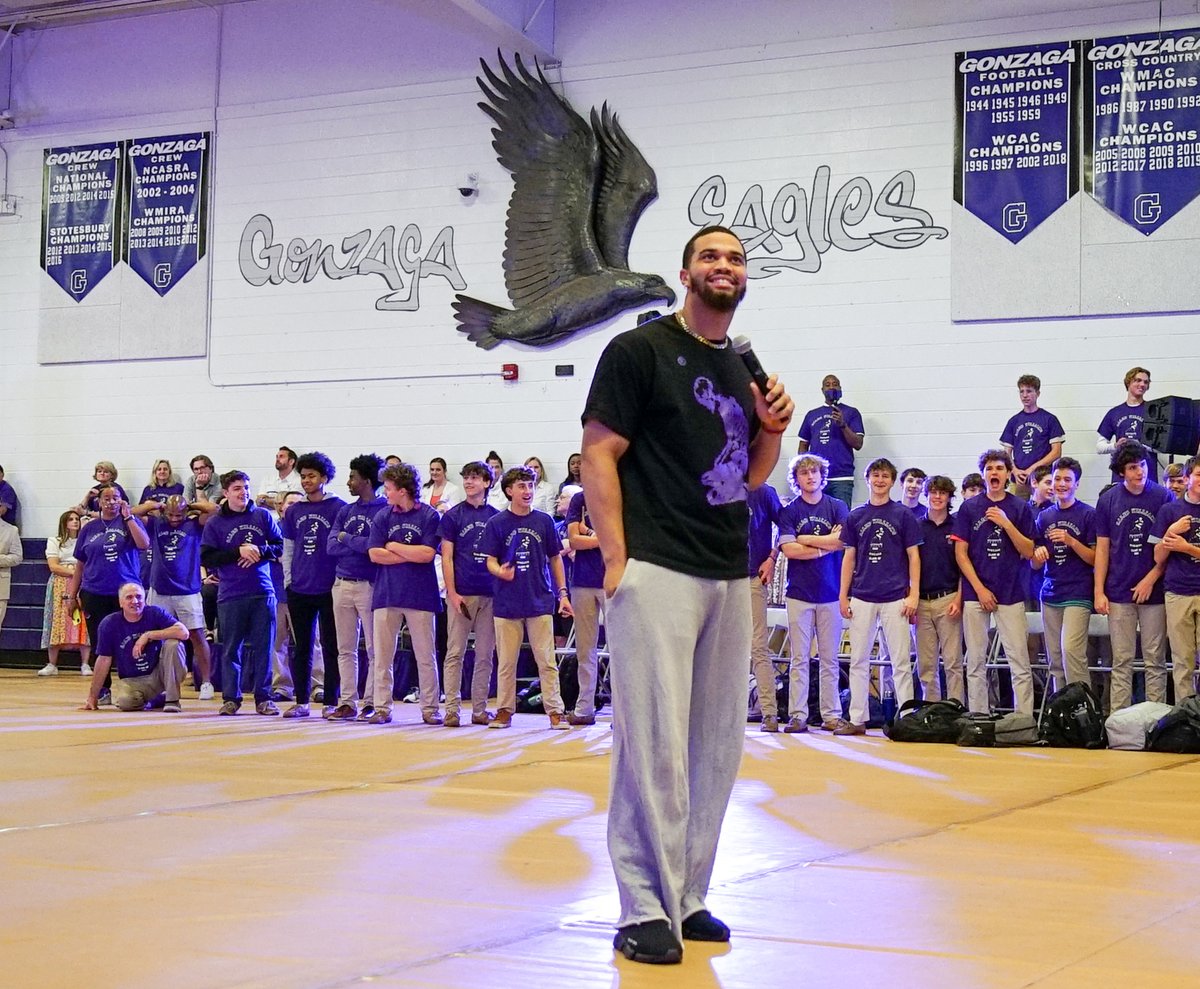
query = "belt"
xmin=920 ymin=588 xmax=956 ymax=601
xmin=336 ymin=577 xmax=371 ymax=583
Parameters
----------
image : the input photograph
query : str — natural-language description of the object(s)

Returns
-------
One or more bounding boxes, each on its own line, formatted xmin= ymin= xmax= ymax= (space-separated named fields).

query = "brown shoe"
xmin=422 ymin=711 xmax=444 ymax=726
xmin=366 ymin=709 xmax=393 ymax=725
xmin=567 ymin=712 xmax=596 ymax=726
xmin=327 ymin=703 xmax=357 ymax=721
xmin=255 ymin=700 xmax=280 ymax=716
xmin=443 ymin=709 xmax=461 ymax=727
xmin=832 ymin=720 xmax=866 ymax=736
xmin=760 ymin=715 xmax=780 ymax=733
xmin=819 ymin=718 xmax=842 ymax=731
xmin=472 ymin=710 xmax=495 ymax=726
xmin=783 ymin=717 xmax=809 ymax=734
xmin=548 ymin=712 xmax=570 ymax=730
xmin=488 ymin=709 xmax=513 ymax=729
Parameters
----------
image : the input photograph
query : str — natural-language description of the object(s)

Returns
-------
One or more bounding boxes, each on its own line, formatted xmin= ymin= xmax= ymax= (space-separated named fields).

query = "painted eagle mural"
xmin=453 ymin=53 xmax=675 ymax=349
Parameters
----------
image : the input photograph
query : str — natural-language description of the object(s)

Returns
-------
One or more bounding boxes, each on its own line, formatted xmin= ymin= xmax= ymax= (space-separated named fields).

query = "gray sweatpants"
xmin=606 ymin=559 xmax=749 ymax=938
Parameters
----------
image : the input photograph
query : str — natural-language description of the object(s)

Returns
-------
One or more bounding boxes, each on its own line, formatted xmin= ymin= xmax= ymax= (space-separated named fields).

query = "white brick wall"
xmin=2 ymin=0 xmax=1198 ymax=534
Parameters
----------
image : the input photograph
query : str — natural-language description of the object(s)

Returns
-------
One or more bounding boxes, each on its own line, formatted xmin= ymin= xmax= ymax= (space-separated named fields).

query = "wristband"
xmin=557 ymin=587 xmax=569 ymax=597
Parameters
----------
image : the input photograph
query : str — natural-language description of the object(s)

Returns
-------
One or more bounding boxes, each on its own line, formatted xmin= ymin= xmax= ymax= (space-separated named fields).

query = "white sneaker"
xmin=38 ymin=664 xmax=59 ymax=677
xmin=80 ymin=663 xmax=92 ymax=676
xmin=198 ymin=682 xmax=215 ymax=701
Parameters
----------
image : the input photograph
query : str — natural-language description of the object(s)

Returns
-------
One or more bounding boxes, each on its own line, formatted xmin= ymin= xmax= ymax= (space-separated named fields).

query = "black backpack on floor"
xmin=1038 ymin=682 xmax=1106 ymax=749
xmin=883 ymin=698 xmax=968 ymax=743
xmin=1146 ymin=697 xmax=1200 ymax=753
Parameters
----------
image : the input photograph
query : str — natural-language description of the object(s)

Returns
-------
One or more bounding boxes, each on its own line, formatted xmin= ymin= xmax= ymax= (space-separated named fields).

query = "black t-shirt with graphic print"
xmin=582 ymin=314 xmax=759 ymax=580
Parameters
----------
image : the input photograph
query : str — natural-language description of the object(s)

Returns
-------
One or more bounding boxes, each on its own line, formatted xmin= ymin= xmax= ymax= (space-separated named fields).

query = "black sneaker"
xmin=681 ymin=910 xmax=730 ymax=942
xmin=613 ymin=920 xmax=683 ymax=964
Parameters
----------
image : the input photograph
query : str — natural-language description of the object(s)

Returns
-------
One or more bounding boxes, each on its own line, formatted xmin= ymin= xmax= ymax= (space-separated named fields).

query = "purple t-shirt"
xmin=139 ymin=483 xmax=185 ymax=505
xmin=440 ymin=500 xmax=499 ymax=597
xmin=480 ymin=509 xmax=563 ymax=619
xmin=952 ymin=493 xmax=1035 ymax=606
xmin=918 ymin=513 xmax=960 ymax=594
xmin=200 ymin=505 xmax=281 ymax=602
xmin=0 ymin=479 xmax=20 ymax=529
xmin=1097 ymin=404 xmax=1158 ymax=481
xmin=96 ymin=604 xmax=177 ymax=679
xmin=798 ymin=403 xmax=864 ymax=478
xmin=283 ymin=495 xmax=346 ymax=595
xmin=843 ymin=500 xmax=922 ymax=603
xmin=1035 ymin=500 xmax=1097 ymax=604
xmin=369 ymin=503 xmax=441 ymax=611
xmin=75 ymin=516 xmax=144 ymax=595
xmin=565 ymin=492 xmax=605 ymax=590
xmin=327 ymin=496 xmax=385 ymax=582
xmin=1000 ymin=408 xmax=1066 ymax=471
xmin=747 ymin=484 xmax=782 ymax=575
xmin=147 ymin=516 xmax=202 ymax=596
xmin=1095 ymin=482 xmax=1173 ymax=604
xmin=1150 ymin=497 xmax=1200 ymax=596
xmin=777 ymin=494 xmax=848 ymax=604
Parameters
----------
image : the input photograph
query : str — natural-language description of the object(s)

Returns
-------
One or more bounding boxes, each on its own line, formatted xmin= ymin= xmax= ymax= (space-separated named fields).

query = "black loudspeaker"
xmin=1143 ymin=396 xmax=1200 ymax=456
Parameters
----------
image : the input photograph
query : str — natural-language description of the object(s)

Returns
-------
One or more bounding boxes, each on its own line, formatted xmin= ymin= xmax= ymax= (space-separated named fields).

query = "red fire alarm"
xmin=502 ymin=363 xmax=519 ymax=381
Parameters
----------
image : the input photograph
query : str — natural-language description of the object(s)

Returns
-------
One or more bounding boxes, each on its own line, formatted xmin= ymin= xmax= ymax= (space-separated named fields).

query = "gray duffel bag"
xmin=1104 ymin=701 xmax=1173 ymax=751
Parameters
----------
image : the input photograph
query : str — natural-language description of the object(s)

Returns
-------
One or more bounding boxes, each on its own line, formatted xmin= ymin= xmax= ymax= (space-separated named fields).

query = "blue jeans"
xmin=825 ymin=479 xmax=854 ymax=508
xmin=219 ymin=594 xmax=276 ymax=705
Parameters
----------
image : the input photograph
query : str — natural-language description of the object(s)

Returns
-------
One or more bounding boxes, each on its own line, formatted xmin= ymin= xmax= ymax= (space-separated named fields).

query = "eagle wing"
xmin=477 ymin=54 xmax=605 ymax=309
xmin=590 ymin=104 xmax=660 ymax=270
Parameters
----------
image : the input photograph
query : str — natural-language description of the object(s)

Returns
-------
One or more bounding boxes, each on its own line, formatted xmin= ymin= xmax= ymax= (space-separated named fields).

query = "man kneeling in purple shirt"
xmin=82 ymin=582 xmax=188 ymax=712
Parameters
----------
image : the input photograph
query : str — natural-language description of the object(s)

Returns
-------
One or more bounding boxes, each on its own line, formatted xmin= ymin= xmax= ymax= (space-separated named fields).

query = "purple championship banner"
xmin=955 ymin=42 xmax=1080 ymax=244
xmin=124 ymin=132 xmax=210 ymax=295
xmin=40 ymin=141 xmax=123 ymax=302
xmin=1084 ymin=28 xmax=1200 ymax=235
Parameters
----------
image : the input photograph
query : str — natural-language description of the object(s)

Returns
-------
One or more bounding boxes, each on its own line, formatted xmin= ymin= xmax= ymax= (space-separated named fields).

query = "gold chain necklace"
xmin=675 ymin=311 xmax=728 ymax=350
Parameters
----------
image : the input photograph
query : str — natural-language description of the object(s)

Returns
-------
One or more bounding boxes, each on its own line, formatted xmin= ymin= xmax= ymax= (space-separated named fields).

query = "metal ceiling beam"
xmin=444 ymin=0 xmax=556 ymax=65
xmin=0 ymin=0 xmax=246 ymax=32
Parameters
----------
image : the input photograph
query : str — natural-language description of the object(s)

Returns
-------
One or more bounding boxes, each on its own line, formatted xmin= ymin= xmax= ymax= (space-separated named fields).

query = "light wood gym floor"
xmin=2 ymin=667 xmax=1199 ymax=989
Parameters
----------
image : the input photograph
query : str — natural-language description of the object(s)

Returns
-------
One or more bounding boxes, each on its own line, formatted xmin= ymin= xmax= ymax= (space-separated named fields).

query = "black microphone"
xmin=732 ymin=335 xmax=771 ymax=395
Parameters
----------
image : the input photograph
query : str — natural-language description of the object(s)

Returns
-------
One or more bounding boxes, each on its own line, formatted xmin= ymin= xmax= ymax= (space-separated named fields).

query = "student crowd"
xmin=3 ymin=364 xmax=1197 ymax=736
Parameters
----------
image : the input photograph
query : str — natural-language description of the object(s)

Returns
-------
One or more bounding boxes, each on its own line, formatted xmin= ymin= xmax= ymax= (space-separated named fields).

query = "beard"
xmin=689 ymin=272 xmax=747 ymax=312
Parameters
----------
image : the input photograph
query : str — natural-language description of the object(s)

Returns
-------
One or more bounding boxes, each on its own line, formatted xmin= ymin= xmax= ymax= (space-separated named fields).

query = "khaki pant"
xmin=113 ymin=650 xmax=186 ymax=710
xmin=1042 ymin=604 xmax=1091 ymax=692
xmin=1107 ymin=601 xmax=1167 ymax=709
xmin=372 ymin=607 xmax=439 ymax=715
xmin=784 ymin=598 xmax=842 ymax=723
xmin=332 ymin=578 xmax=375 ymax=705
xmin=1164 ymin=592 xmax=1200 ymax=700
xmin=916 ymin=593 xmax=963 ymax=703
xmin=846 ymin=598 xmax=913 ymax=726
xmin=748 ymin=578 xmax=776 ymax=719
xmin=494 ymin=614 xmax=563 ymax=715
xmin=570 ymin=586 xmax=605 ymax=718
xmin=444 ymin=594 xmax=496 ymax=717
xmin=963 ymin=601 xmax=1032 ymax=714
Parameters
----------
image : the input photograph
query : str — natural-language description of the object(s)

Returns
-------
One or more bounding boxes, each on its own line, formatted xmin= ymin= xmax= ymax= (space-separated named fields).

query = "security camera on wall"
xmin=458 ymin=173 xmax=479 ymax=199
